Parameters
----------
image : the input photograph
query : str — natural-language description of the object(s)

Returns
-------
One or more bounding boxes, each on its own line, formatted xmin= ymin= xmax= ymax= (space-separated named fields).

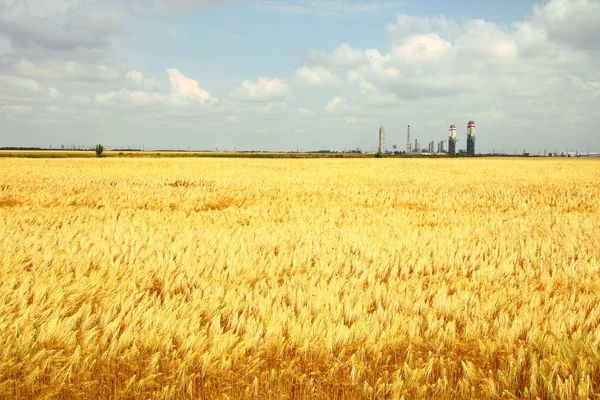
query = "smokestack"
xmin=467 ymin=121 xmax=476 ymax=155
xmin=379 ymin=126 xmax=385 ymax=154
xmin=448 ymin=125 xmax=457 ymax=155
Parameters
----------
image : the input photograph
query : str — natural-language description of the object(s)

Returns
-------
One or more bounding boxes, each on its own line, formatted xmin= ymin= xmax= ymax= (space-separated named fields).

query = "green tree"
xmin=95 ymin=144 xmax=104 ymax=157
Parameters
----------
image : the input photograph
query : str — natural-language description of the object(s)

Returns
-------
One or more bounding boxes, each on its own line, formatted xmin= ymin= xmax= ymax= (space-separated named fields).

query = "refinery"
xmin=377 ymin=121 xmax=477 ymax=156
xmin=370 ymin=120 xmax=598 ymax=157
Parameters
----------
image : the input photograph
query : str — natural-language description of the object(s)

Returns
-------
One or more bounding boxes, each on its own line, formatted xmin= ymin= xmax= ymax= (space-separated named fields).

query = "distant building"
xmin=467 ymin=121 xmax=476 ymax=155
xmin=448 ymin=125 xmax=457 ymax=155
xmin=378 ymin=126 xmax=385 ymax=154
xmin=438 ymin=140 xmax=445 ymax=153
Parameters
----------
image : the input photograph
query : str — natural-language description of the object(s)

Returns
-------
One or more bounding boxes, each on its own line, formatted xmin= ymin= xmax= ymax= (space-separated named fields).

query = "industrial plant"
xmin=378 ymin=126 xmax=385 ymax=154
xmin=467 ymin=121 xmax=476 ymax=155
xmin=377 ymin=121 xmax=477 ymax=156
xmin=448 ymin=125 xmax=457 ymax=155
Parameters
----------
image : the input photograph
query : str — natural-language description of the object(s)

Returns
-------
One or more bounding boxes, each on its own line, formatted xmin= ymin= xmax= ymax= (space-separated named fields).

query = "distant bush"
xmin=95 ymin=144 xmax=104 ymax=157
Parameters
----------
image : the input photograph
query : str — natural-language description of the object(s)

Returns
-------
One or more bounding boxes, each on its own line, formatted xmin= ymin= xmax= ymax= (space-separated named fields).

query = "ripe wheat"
xmin=0 ymin=157 xmax=599 ymax=399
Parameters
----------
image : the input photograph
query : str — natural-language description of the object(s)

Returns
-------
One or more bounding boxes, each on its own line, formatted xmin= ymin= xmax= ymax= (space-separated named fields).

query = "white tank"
xmin=467 ymin=121 xmax=476 ymax=137
xmin=449 ymin=125 xmax=457 ymax=140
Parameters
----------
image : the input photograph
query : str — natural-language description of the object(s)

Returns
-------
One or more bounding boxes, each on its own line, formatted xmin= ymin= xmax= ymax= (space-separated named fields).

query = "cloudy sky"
xmin=0 ymin=0 xmax=599 ymax=152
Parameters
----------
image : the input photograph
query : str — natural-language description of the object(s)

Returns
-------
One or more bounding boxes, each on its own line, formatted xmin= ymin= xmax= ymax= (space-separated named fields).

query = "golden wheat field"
xmin=1 ymin=157 xmax=599 ymax=399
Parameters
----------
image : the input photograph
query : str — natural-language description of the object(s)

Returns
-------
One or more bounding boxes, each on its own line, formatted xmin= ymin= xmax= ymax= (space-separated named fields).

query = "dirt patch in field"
xmin=0 ymin=195 xmax=22 ymax=208
xmin=166 ymin=179 xmax=215 ymax=188
xmin=197 ymin=195 xmax=247 ymax=211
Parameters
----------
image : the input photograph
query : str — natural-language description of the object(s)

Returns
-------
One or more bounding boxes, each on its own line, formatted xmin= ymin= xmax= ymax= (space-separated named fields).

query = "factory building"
xmin=370 ymin=121 xmax=476 ymax=156
xmin=467 ymin=121 xmax=476 ymax=155
xmin=438 ymin=140 xmax=445 ymax=153
xmin=448 ymin=125 xmax=457 ymax=155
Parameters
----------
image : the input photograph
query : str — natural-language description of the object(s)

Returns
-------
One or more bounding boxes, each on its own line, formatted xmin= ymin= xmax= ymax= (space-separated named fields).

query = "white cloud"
xmin=0 ymin=75 xmax=45 ymax=92
xmin=294 ymin=65 xmax=340 ymax=86
xmin=325 ymin=96 xmax=344 ymax=113
xmin=386 ymin=14 xmax=459 ymax=43
xmin=259 ymin=1 xmax=397 ymax=16
xmin=167 ymin=68 xmax=213 ymax=104
xmin=71 ymin=94 xmax=92 ymax=105
xmin=126 ymin=70 xmax=161 ymax=91
xmin=232 ymin=77 xmax=290 ymax=102
xmin=307 ymin=43 xmax=368 ymax=68
xmin=0 ymin=0 xmax=130 ymax=63
xmin=12 ymin=60 xmax=122 ymax=82
xmin=0 ymin=34 xmax=11 ymax=54
xmin=153 ymin=0 xmax=236 ymax=12
xmin=0 ymin=0 xmax=85 ymax=18
xmin=0 ymin=104 xmax=32 ymax=114
xmin=93 ymin=91 xmax=117 ymax=104
xmin=364 ymin=49 xmax=390 ymax=63
xmin=347 ymin=70 xmax=376 ymax=91
xmin=308 ymin=0 xmax=598 ymax=105
xmin=296 ymin=107 xmax=314 ymax=117
xmin=349 ymin=65 xmax=480 ymax=99
xmin=345 ymin=116 xmax=373 ymax=125
xmin=92 ymin=69 xmax=213 ymax=107
xmin=393 ymin=33 xmax=452 ymax=62
xmin=532 ymin=0 xmax=600 ymax=50
xmin=48 ymin=87 xmax=62 ymax=100
xmin=473 ymin=109 xmax=506 ymax=122
xmin=0 ymin=74 xmax=66 ymax=103
xmin=569 ymin=75 xmax=600 ymax=91
xmin=454 ymin=20 xmax=517 ymax=62
xmin=95 ymin=89 xmax=163 ymax=106
xmin=259 ymin=102 xmax=288 ymax=114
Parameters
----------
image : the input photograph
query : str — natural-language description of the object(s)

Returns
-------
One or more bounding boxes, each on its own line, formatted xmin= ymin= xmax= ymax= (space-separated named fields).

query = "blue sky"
xmin=1 ymin=0 xmax=599 ymax=153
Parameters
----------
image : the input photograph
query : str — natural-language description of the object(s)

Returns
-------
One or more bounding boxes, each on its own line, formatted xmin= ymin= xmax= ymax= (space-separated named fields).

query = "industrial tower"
xmin=406 ymin=125 xmax=411 ymax=153
xmin=448 ymin=125 xmax=457 ymax=155
xmin=467 ymin=121 xmax=476 ymax=155
xmin=378 ymin=126 xmax=385 ymax=154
